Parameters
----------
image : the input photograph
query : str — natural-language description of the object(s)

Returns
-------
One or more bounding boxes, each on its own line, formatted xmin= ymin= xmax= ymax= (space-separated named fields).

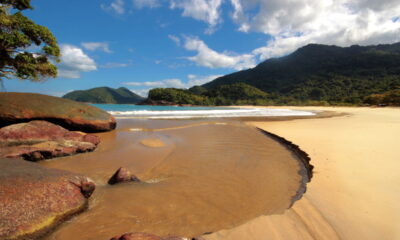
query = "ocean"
xmin=92 ymin=104 xmax=315 ymax=119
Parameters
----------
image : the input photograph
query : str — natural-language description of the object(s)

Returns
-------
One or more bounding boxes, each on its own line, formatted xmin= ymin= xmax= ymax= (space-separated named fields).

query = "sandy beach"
xmin=205 ymin=106 xmax=400 ymax=240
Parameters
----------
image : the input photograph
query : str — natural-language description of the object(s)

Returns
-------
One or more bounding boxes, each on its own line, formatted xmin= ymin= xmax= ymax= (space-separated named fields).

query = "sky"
xmin=5 ymin=0 xmax=400 ymax=97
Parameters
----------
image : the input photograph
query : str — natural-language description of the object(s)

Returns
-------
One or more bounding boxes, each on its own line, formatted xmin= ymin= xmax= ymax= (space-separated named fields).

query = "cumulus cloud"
xmin=165 ymin=1 xmax=400 ymax=62
xmin=133 ymin=0 xmax=160 ymax=9
xmin=123 ymin=74 xmax=220 ymax=96
xmin=58 ymin=45 xmax=97 ymax=79
xmin=183 ymin=36 xmax=256 ymax=70
xmin=101 ymin=0 xmax=125 ymax=15
xmin=229 ymin=0 xmax=400 ymax=59
xmin=170 ymin=0 xmax=223 ymax=33
xmin=81 ymin=42 xmax=112 ymax=53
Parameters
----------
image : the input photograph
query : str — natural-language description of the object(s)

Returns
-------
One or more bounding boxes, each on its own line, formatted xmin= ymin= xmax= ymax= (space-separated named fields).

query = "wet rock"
xmin=110 ymin=232 xmax=188 ymax=240
xmin=0 ymin=92 xmax=116 ymax=132
xmin=0 ymin=158 xmax=95 ymax=240
xmin=108 ymin=167 xmax=141 ymax=185
xmin=70 ymin=177 xmax=97 ymax=198
xmin=0 ymin=121 xmax=101 ymax=161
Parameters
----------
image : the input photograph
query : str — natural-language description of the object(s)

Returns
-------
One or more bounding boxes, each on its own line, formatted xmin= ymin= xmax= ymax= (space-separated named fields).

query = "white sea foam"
xmin=109 ymin=108 xmax=315 ymax=119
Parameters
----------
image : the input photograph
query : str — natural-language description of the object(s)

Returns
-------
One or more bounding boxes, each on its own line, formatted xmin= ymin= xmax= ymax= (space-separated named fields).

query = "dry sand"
xmin=205 ymin=106 xmax=400 ymax=240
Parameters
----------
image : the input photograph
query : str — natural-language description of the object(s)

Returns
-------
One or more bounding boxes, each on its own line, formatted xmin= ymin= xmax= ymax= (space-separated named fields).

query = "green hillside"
xmin=148 ymin=83 xmax=271 ymax=106
xmin=63 ymin=87 xmax=145 ymax=104
xmin=203 ymin=42 xmax=400 ymax=105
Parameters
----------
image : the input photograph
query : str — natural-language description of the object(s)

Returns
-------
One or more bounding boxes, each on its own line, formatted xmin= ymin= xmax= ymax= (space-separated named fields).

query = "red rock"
xmin=0 ymin=121 xmax=101 ymax=161
xmin=0 ymin=92 xmax=116 ymax=132
xmin=0 ymin=158 xmax=96 ymax=240
xmin=108 ymin=167 xmax=141 ymax=185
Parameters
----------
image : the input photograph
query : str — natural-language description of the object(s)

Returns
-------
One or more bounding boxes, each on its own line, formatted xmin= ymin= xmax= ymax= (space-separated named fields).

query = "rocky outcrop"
xmin=110 ymin=233 xmax=189 ymax=240
xmin=0 ymin=92 xmax=116 ymax=132
xmin=108 ymin=167 xmax=141 ymax=185
xmin=0 ymin=158 xmax=96 ymax=240
xmin=0 ymin=120 xmax=100 ymax=161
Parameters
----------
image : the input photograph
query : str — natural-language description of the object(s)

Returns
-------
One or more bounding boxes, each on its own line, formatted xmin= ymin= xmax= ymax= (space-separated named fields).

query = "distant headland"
xmin=63 ymin=87 xmax=145 ymax=104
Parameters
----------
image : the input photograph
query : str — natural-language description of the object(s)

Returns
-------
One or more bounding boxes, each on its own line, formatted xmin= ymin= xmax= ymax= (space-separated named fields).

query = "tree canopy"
xmin=202 ymin=43 xmax=400 ymax=105
xmin=0 ymin=0 xmax=60 ymax=90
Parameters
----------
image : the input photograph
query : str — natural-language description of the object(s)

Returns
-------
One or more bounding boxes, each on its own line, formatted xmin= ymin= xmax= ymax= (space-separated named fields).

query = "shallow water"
xmin=40 ymin=119 xmax=309 ymax=239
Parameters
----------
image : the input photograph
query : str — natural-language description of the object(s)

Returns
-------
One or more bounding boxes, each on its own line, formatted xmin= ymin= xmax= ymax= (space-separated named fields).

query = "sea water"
xmin=92 ymin=104 xmax=315 ymax=119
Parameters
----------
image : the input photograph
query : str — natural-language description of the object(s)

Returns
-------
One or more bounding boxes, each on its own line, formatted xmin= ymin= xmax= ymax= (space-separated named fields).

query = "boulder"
xmin=110 ymin=233 xmax=187 ymax=240
xmin=108 ymin=167 xmax=141 ymax=185
xmin=0 ymin=120 xmax=100 ymax=161
xmin=0 ymin=92 xmax=116 ymax=132
xmin=0 ymin=158 xmax=96 ymax=240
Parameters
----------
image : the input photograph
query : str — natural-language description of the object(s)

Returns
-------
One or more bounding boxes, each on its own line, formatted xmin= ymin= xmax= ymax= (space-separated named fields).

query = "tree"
xmin=0 ymin=0 xmax=60 ymax=91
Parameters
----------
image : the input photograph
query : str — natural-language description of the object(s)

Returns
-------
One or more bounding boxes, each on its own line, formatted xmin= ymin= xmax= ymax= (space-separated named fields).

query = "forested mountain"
xmin=202 ymin=42 xmax=400 ymax=105
xmin=148 ymin=83 xmax=269 ymax=105
xmin=63 ymin=87 xmax=144 ymax=104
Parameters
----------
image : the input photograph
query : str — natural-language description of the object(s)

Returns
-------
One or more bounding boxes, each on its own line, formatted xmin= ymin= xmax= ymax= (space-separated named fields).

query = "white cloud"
xmin=124 ymin=78 xmax=186 ymax=88
xmin=133 ymin=0 xmax=160 ymax=9
xmin=101 ymin=0 xmax=125 ymax=15
xmin=101 ymin=62 xmax=129 ymax=68
xmin=58 ymin=44 xmax=97 ymax=79
xmin=168 ymin=34 xmax=181 ymax=46
xmin=170 ymin=0 xmax=223 ymax=33
xmin=187 ymin=74 xmax=222 ymax=86
xmin=183 ymin=36 xmax=256 ymax=70
xmin=123 ymin=74 xmax=220 ymax=97
xmin=81 ymin=42 xmax=112 ymax=53
xmin=131 ymin=89 xmax=151 ymax=97
xmin=228 ymin=0 xmax=400 ymax=60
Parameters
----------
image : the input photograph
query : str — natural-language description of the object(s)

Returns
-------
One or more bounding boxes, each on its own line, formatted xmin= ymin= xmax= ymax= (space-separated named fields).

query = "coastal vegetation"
xmin=0 ymin=0 xmax=60 ymax=90
xmin=147 ymin=43 xmax=400 ymax=106
xmin=364 ymin=89 xmax=400 ymax=106
xmin=148 ymin=83 xmax=270 ymax=105
xmin=63 ymin=87 xmax=145 ymax=104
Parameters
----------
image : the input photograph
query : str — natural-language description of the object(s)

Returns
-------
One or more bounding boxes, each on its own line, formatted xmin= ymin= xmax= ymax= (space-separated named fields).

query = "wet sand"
xmin=39 ymin=119 xmax=311 ymax=240
xmin=205 ymin=106 xmax=400 ymax=240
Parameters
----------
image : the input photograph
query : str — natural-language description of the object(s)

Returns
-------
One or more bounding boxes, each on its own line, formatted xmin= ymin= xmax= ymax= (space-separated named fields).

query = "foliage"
xmin=148 ymin=88 xmax=208 ymax=105
xmin=188 ymin=85 xmax=207 ymax=95
xmin=203 ymin=43 xmax=400 ymax=105
xmin=364 ymin=89 xmax=400 ymax=106
xmin=63 ymin=87 xmax=145 ymax=104
xmin=148 ymin=83 xmax=271 ymax=106
xmin=0 ymin=0 xmax=60 ymax=88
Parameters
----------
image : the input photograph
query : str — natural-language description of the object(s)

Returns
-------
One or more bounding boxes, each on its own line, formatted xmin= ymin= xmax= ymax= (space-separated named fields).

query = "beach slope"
xmin=206 ymin=107 xmax=400 ymax=240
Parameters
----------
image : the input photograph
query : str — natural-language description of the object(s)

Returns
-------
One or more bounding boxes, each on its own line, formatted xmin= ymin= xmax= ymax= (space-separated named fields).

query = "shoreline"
xmin=3 ymin=103 xmax=398 ymax=239
xmin=204 ymin=106 xmax=400 ymax=240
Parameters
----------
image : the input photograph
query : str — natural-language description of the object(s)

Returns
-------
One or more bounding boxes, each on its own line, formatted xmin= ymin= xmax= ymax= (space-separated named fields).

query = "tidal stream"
xmin=40 ymin=119 xmax=311 ymax=239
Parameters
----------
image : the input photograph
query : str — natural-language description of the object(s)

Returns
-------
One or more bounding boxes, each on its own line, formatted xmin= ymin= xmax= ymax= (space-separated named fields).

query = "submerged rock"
xmin=110 ymin=232 xmax=188 ymax=240
xmin=108 ymin=167 xmax=141 ymax=185
xmin=0 ymin=158 xmax=95 ymax=240
xmin=0 ymin=92 xmax=116 ymax=132
xmin=0 ymin=120 xmax=100 ymax=161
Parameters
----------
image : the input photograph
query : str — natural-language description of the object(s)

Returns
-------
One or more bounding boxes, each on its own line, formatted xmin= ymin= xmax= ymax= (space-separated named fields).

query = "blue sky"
xmin=5 ymin=0 xmax=400 ymax=97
